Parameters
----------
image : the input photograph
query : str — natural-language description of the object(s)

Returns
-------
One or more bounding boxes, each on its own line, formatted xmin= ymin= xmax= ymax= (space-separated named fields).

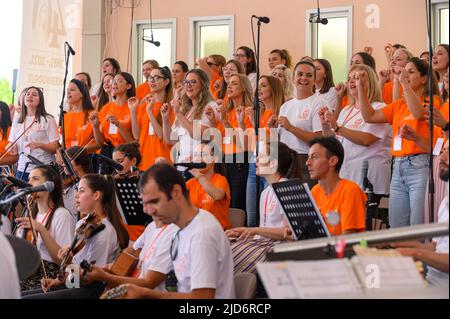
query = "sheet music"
xmin=256 ymin=262 xmax=299 ymax=299
xmin=286 ymin=259 xmax=363 ymax=298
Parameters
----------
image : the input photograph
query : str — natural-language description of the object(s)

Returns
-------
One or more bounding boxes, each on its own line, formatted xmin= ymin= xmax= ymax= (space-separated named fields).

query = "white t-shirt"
xmin=9 ymin=115 xmax=60 ymax=173
xmin=248 ymin=72 xmax=257 ymax=92
xmin=35 ymin=207 xmax=75 ymax=263
xmin=315 ymin=87 xmax=337 ymax=112
xmin=132 ymin=222 xmax=178 ymax=291
xmin=278 ymin=95 xmax=329 ymax=154
xmin=63 ymin=183 xmax=79 ymax=222
xmin=259 ymin=178 xmax=288 ymax=228
xmin=337 ymin=102 xmax=392 ymax=195
xmin=0 ymin=215 xmax=12 ymax=235
xmin=172 ymin=101 xmax=219 ymax=163
xmin=0 ymin=233 xmax=21 ymax=299
xmin=173 ymin=210 xmax=235 ymax=299
xmin=427 ymin=196 xmax=449 ymax=287
xmin=72 ymin=217 xmax=120 ymax=266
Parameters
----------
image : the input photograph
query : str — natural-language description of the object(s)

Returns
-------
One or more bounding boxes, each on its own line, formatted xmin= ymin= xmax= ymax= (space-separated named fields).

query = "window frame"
xmin=305 ymin=6 xmax=353 ymax=72
xmin=189 ymin=15 xmax=235 ymax=68
xmin=432 ymin=0 xmax=449 ymax=46
xmin=133 ymin=18 xmax=177 ymax=85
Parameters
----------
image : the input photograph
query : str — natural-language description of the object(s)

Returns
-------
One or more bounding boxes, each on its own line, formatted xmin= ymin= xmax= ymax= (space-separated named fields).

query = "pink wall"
xmin=104 ymin=0 xmax=429 ymax=77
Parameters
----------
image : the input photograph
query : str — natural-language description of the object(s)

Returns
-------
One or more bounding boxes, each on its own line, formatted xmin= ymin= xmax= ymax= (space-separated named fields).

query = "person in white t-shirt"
xmin=314 ymin=59 xmax=338 ymax=111
xmin=319 ymin=64 xmax=392 ymax=198
xmin=115 ymin=164 xmax=235 ymax=299
xmin=7 ymin=87 xmax=60 ymax=181
xmin=276 ymin=60 xmax=330 ymax=186
xmin=392 ymin=140 xmax=449 ymax=287
xmin=22 ymin=174 xmax=129 ymax=299
xmin=0 ymin=233 xmax=21 ymax=299
xmin=15 ymin=165 xmax=75 ymax=291
xmin=226 ymin=142 xmax=294 ymax=274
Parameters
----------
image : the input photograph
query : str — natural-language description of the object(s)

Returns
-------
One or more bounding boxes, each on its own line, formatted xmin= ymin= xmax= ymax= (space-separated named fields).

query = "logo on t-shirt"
xmin=348 ymin=118 xmax=363 ymax=129
xmin=298 ymin=109 xmax=310 ymax=120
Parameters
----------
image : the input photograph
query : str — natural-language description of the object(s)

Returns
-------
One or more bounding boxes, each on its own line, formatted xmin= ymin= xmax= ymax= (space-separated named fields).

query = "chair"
xmin=228 ymin=208 xmax=246 ymax=228
xmin=234 ymin=272 xmax=257 ymax=299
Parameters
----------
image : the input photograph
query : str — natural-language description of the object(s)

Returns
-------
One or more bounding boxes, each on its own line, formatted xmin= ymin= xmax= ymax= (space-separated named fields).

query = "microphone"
xmin=93 ymin=154 xmax=124 ymax=171
xmin=23 ymin=181 xmax=55 ymax=195
xmin=174 ymin=162 xmax=207 ymax=169
xmin=2 ymin=175 xmax=32 ymax=188
xmin=65 ymin=41 xmax=76 ymax=55
xmin=309 ymin=15 xmax=328 ymax=25
xmin=142 ymin=36 xmax=160 ymax=47
xmin=252 ymin=15 xmax=270 ymax=23
xmin=22 ymin=153 xmax=44 ymax=166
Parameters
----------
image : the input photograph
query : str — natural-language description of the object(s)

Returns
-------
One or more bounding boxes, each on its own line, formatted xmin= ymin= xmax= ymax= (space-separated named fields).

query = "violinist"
xmin=15 ymin=165 xmax=75 ymax=291
xmin=62 ymin=79 xmax=99 ymax=153
xmin=62 ymin=146 xmax=94 ymax=221
xmin=22 ymin=174 xmax=129 ymax=299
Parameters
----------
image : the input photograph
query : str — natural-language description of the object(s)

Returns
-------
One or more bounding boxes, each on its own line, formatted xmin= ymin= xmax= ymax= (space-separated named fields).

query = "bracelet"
xmin=334 ymin=125 xmax=341 ymax=133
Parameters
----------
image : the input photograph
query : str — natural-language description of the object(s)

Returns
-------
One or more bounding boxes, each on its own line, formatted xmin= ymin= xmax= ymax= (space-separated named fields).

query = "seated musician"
xmin=112 ymin=142 xmax=147 ymax=241
xmin=225 ymin=142 xmax=295 ymax=274
xmin=306 ymin=137 xmax=366 ymax=235
xmin=186 ymin=141 xmax=231 ymax=230
xmin=22 ymin=174 xmax=129 ymax=299
xmin=15 ymin=165 xmax=75 ymax=291
xmin=62 ymin=146 xmax=94 ymax=221
xmin=392 ymin=140 xmax=449 ymax=287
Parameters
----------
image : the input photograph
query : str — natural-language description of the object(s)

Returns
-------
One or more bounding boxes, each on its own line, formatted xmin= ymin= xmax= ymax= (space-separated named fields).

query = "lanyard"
xmin=40 ymin=207 xmax=53 ymax=227
xmin=341 ymin=106 xmax=361 ymax=128
xmin=143 ymin=224 xmax=169 ymax=262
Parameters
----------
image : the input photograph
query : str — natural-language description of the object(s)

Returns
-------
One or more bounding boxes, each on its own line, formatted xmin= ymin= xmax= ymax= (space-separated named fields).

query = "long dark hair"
xmin=314 ymin=59 xmax=335 ymax=94
xmin=352 ymin=52 xmax=376 ymax=71
xmin=19 ymin=87 xmax=52 ymax=124
xmin=70 ymin=79 xmax=94 ymax=124
xmin=114 ymin=72 xmax=136 ymax=99
xmin=103 ymin=58 xmax=121 ymax=75
xmin=31 ymin=165 xmax=65 ymax=230
xmin=81 ymin=174 xmax=129 ymax=250
xmin=237 ymin=46 xmax=256 ymax=75
xmin=96 ymin=73 xmax=114 ymax=112
xmin=0 ymin=101 xmax=12 ymax=139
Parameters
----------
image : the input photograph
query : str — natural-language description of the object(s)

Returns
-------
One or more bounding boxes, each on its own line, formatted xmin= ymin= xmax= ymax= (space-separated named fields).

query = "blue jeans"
xmin=389 ymin=154 xmax=428 ymax=228
xmin=246 ymin=162 xmax=268 ymax=227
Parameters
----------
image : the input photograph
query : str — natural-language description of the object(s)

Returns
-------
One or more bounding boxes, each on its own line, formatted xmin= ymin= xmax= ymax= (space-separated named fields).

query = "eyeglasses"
xmin=183 ymin=79 xmax=198 ymax=87
xmin=233 ymin=53 xmax=246 ymax=59
xmin=148 ymin=75 xmax=166 ymax=82
xmin=170 ymin=230 xmax=181 ymax=261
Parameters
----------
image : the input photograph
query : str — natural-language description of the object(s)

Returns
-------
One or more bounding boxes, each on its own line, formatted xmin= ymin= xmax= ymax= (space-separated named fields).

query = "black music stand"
xmin=114 ymin=178 xmax=151 ymax=227
xmin=272 ymin=179 xmax=330 ymax=240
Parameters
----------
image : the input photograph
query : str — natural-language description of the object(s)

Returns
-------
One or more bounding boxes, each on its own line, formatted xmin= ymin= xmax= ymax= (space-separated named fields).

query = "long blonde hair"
xmin=259 ymin=75 xmax=285 ymax=116
xmin=225 ymin=74 xmax=254 ymax=114
xmin=347 ymin=64 xmax=382 ymax=106
xmin=180 ymin=69 xmax=213 ymax=120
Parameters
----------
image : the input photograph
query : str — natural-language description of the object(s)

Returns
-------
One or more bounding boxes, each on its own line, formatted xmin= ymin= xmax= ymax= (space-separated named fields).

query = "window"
xmin=134 ymin=19 xmax=176 ymax=85
xmin=306 ymin=7 xmax=353 ymax=83
xmin=433 ymin=1 xmax=449 ymax=45
xmin=189 ymin=16 xmax=234 ymax=67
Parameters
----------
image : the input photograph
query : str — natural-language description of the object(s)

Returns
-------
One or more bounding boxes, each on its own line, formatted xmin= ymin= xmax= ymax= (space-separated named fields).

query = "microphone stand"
xmin=58 ymin=43 xmax=74 ymax=150
xmin=426 ymin=0 xmax=435 ymax=223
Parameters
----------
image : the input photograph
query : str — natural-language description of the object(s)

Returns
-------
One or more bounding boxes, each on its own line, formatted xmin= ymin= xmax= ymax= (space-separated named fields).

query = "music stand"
xmin=114 ymin=178 xmax=152 ymax=227
xmin=272 ymin=179 xmax=330 ymax=240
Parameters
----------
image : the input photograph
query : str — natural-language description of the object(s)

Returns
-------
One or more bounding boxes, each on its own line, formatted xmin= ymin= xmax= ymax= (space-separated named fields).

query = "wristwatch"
xmin=444 ymin=122 xmax=449 ymax=132
xmin=334 ymin=125 xmax=341 ymax=133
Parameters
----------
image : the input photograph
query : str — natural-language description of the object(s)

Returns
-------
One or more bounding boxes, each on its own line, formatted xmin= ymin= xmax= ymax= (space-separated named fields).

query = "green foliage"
xmin=0 ymin=78 xmax=13 ymax=104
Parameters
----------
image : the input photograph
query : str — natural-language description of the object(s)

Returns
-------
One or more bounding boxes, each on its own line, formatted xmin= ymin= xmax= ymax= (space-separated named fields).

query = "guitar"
xmin=100 ymin=284 xmax=128 ymax=299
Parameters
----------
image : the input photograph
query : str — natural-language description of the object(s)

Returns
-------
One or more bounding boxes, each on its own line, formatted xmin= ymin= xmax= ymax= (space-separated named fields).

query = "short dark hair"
xmin=352 ymin=52 xmax=376 ymax=71
xmin=114 ymin=142 xmax=142 ymax=166
xmin=268 ymin=142 xmax=294 ymax=177
xmin=139 ymin=164 xmax=189 ymax=200
xmin=309 ymin=137 xmax=345 ymax=173
xmin=67 ymin=146 xmax=93 ymax=174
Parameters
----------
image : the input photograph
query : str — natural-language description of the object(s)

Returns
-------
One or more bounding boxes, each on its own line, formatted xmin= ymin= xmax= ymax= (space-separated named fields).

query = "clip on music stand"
xmin=114 ymin=178 xmax=151 ymax=226
xmin=272 ymin=179 xmax=330 ymax=240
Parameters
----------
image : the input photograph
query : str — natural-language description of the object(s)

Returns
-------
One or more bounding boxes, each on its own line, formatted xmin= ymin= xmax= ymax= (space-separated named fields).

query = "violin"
xmin=13 ymin=193 xmax=38 ymax=244
xmin=113 ymin=167 xmax=141 ymax=180
xmin=58 ymin=212 xmax=105 ymax=280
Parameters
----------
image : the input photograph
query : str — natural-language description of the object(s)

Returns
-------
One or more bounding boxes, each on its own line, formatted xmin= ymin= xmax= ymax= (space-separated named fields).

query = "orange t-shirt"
xmin=63 ymin=111 xmax=94 ymax=150
xmin=209 ymin=71 xmax=222 ymax=98
xmin=437 ymin=101 xmax=449 ymax=138
xmin=124 ymin=225 xmax=145 ymax=242
xmin=99 ymin=101 xmax=132 ymax=147
xmin=311 ymin=179 xmax=367 ymax=236
xmin=382 ymin=95 xmax=442 ymax=157
xmin=137 ymin=101 xmax=175 ymax=170
xmin=221 ymin=108 xmax=254 ymax=155
xmin=136 ymin=82 xmax=151 ymax=101
xmin=0 ymin=127 xmax=12 ymax=157
xmin=186 ymin=173 xmax=231 ymax=230
xmin=341 ymin=95 xmax=349 ymax=108
xmin=382 ymin=81 xmax=403 ymax=105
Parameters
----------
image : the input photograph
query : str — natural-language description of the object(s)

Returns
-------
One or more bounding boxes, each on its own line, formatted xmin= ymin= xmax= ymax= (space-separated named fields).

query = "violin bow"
xmin=0 ymin=119 xmax=37 ymax=161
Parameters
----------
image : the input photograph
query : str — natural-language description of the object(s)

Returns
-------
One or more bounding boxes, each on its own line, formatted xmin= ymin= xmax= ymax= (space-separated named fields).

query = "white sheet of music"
xmin=256 ymin=262 xmax=299 ymax=299
xmin=286 ymin=259 xmax=363 ymax=298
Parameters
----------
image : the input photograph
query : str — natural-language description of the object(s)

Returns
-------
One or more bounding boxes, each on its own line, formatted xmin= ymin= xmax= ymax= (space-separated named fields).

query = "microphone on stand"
xmin=92 ymin=154 xmax=124 ymax=171
xmin=252 ymin=15 xmax=270 ymax=24
xmin=142 ymin=36 xmax=160 ymax=47
xmin=65 ymin=42 xmax=76 ymax=55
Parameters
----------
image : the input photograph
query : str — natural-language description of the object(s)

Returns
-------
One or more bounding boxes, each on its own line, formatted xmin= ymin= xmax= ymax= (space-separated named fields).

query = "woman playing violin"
xmin=22 ymin=174 xmax=129 ymax=299
xmin=15 ymin=165 xmax=75 ymax=291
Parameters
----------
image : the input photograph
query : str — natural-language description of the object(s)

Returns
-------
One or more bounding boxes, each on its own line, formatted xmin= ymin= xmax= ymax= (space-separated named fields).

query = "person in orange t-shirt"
xmin=0 ymin=102 xmax=18 ymax=166
xmin=186 ymin=142 xmax=231 ymax=230
xmin=307 ymin=137 xmax=366 ymax=235
xmin=360 ymin=57 xmax=442 ymax=228
xmin=63 ymin=79 xmax=99 ymax=153
xmin=136 ymin=60 xmax=159 ymax=101
xmin=90 ymin=72 xmax=135 ymax=154
xmin=130 ymin=66 xmax=175 ymax=170
xmin=196 ymin=55 xmax=226 ymax=98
